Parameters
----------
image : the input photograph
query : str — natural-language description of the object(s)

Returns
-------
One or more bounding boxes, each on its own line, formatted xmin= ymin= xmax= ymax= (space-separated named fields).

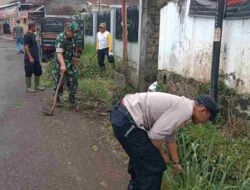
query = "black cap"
xmin=196 ymin=94 xmax=220 ymax=122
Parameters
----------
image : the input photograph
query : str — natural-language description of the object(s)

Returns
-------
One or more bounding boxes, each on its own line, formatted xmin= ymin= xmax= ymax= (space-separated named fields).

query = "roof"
xmin=0 ymin=0 xmax=16 ymax=6
xmin=45 ymin=0 xmax=85 ymax=15
xmin=0 ymin=2 xmax=20 ymax=9
xmin=87 ymin=0 xmax=139 ymax=6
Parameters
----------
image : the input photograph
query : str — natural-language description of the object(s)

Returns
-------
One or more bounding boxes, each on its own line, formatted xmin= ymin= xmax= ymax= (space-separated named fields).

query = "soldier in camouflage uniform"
xmin=52 ymin=22 xmax=79 ymax=106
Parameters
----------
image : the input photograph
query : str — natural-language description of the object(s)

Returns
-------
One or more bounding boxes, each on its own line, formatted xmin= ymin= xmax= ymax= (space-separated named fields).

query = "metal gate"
xmin=116 ymin=6 xmax=139 ymax=42
xmin=97 ymin=11 xmax=111 ymax=32
xmin=84 ymin=14 xmax=93 ymax=36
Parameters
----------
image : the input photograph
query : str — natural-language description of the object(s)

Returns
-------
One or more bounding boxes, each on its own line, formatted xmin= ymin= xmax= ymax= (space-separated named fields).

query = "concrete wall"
xmin=85 ymin=35 xmax=95 ymax=44
xmin=138 ymin=0 xmax=169 ymax=91
xmin=159 ymin=0 xmax=250 ymax=93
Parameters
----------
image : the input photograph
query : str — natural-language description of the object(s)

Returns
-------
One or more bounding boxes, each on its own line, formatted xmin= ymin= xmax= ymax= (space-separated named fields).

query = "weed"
xmin=162 ymin=124 xmax=250 ymax=190
xmin=40 ymin=60 xmax=54 ymax=87
xmin=13 ymin=101 xmax=24 ymax=108
xmin=157 ymin=81 xmax=168 ymax=92
xmin=222 ymin=114 xmax=250 ymax=138
xmin=76 ymin=44 xmax=135 ymax=110
xmin=78 ymin=78 xmax=114 ymax=108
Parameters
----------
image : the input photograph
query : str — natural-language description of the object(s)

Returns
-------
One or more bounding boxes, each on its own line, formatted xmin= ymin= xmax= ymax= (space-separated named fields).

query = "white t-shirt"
xmin=97 ymin=31 xmax=110 ymax=50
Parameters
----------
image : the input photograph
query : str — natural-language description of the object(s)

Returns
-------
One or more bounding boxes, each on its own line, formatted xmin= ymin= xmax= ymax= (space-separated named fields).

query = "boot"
xmin=25 ymin=77 xmax=36 ymax=93
xmin=35 ymin=76 xmax=45 ymax=91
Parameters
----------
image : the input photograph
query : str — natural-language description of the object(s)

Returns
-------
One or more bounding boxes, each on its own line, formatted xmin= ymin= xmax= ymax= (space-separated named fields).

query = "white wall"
xmin=113 ymin=39 xmax=140 ymax=87
xmin=85 ymin=35 xmax=95 ymax=44
xmin=159 ymin=0 xmax=250 ymax=93
xmin=112 ymin=39 xmax=140 ymax=66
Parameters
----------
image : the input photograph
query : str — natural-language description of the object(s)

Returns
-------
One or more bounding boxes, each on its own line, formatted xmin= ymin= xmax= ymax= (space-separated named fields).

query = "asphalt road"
xmin=0 ymin=39 xmax=23 ymax=115
xmin=0 ymin=38 xmax=128 ymax=190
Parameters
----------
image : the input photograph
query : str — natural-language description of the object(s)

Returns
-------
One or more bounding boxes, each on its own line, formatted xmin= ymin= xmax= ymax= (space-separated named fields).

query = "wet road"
xmin=0 ymin=38 xmax=128 ymax=190
xmin=0 ymin=39 xmax=23 ymax=115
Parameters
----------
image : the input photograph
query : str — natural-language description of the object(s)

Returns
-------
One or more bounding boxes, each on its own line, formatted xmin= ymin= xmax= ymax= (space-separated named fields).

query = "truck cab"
xmin=40 ymin=17 xmax=84 ymax=62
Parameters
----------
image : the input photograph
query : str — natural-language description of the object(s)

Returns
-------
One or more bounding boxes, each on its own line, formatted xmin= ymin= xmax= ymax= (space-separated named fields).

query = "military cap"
xmin=65 ymin=22 xmax=79 ymax=32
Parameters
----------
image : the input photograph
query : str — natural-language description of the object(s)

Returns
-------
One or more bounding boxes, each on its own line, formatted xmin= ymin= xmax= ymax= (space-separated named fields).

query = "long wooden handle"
xmin=50 ymin=72 xmax=64 ymax=115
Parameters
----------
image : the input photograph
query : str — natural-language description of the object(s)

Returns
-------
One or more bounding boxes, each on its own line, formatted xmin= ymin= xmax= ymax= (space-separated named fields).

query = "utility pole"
xmin=122 ymin=0 xmax=128 ymax=65
xmin=210 ymin=0 xmax=226 ymax=102
xmin=98 ymin=0 xmax=101 ymax=13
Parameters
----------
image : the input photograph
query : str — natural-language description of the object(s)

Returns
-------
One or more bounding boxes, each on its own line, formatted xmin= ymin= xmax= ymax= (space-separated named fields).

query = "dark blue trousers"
xmin=110 ymin=105 xmax=166 ymax=190
xmin=97 ymin=47 xmax=109 ymax=67
xmin=16 ymin=37 xmax=23 ymax=53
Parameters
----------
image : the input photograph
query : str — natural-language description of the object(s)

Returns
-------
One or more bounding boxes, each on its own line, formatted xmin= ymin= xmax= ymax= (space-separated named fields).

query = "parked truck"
xmin=41 ymin=0 xmax=84 ymax=62
xmin=41 ymin=18 xmax=84 ymax=61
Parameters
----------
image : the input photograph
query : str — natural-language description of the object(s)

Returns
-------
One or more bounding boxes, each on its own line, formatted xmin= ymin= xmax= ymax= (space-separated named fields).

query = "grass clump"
xmin=77 ymin=78 xmax=114 ymax=109
xmin=40 ymin=60 xmax=54 ymax=87
xmin=77 ymin=44 xmax=134 ymax=110
xmin=40 ymin=44 xmax=134 ymax=110
xmin=162 ymin=124 xmax=250 ymax=190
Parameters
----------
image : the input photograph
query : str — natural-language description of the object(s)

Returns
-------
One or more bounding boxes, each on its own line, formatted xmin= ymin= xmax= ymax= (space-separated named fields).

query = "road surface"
xmin=0 ymin=38 xmax=128 ymax=190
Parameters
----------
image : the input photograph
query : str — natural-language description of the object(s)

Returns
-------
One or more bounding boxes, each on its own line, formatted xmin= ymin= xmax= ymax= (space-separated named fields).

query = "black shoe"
xmin=20 ymin=50 xmax=24 ymax=54
xmin=127 ymin=180 xmax=137 ymax=190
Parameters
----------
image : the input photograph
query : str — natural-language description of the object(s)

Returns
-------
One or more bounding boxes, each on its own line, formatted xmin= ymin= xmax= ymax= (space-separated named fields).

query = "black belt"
xmin=113 ymin=100 xmax=137 ymax=137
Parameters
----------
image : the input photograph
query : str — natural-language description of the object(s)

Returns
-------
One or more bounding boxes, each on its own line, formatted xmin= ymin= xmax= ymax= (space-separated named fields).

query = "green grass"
xmin=40 ymin=44 xmax=132 ymax=110
xmin=40 ymin=60 xmax=54 ymax=87
xmin=77 ymin=78 xmax=114 ymax=109
xmin=40 ymin=44 xmax=250 ymax=189
xmin=162 ymin=124 xmax=250 ymax=190
xmin=155 ymin=76 xmax=250 ymax=189
xmin=76 ymin=44 xmax=134 ymax=110
xmin=13 ymin=101 xmax=24 ymax=108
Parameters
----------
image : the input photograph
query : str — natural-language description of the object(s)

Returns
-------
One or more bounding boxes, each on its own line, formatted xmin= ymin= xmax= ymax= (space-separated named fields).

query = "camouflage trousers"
xmin=52 ymin=61 xmax=79 ymax=104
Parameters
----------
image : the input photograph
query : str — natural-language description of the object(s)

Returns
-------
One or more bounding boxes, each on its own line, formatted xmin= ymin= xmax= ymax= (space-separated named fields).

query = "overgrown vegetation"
xmin=41 ymin=44 xmax=250 ymax=189
xmin=156 ymin=76 xmax=250 ymax=189
xmin=76 ymin=44 xmax=134 ymax=110
xmin=41 ymin=44 xmax=134 ymax=110
xmin=162 ymin=124 xmax=250 ymax=189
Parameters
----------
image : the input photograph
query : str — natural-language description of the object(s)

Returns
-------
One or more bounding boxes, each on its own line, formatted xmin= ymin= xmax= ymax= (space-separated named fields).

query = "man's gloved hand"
xmin=109 ymin=52 xmax=113 ymax=56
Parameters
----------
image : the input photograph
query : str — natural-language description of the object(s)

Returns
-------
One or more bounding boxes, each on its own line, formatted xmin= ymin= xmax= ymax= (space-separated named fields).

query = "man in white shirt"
xmin=110 ymin=92 xmax=219 ymax=190
xmin=96 ymin=23 xmax=113 ymax=67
